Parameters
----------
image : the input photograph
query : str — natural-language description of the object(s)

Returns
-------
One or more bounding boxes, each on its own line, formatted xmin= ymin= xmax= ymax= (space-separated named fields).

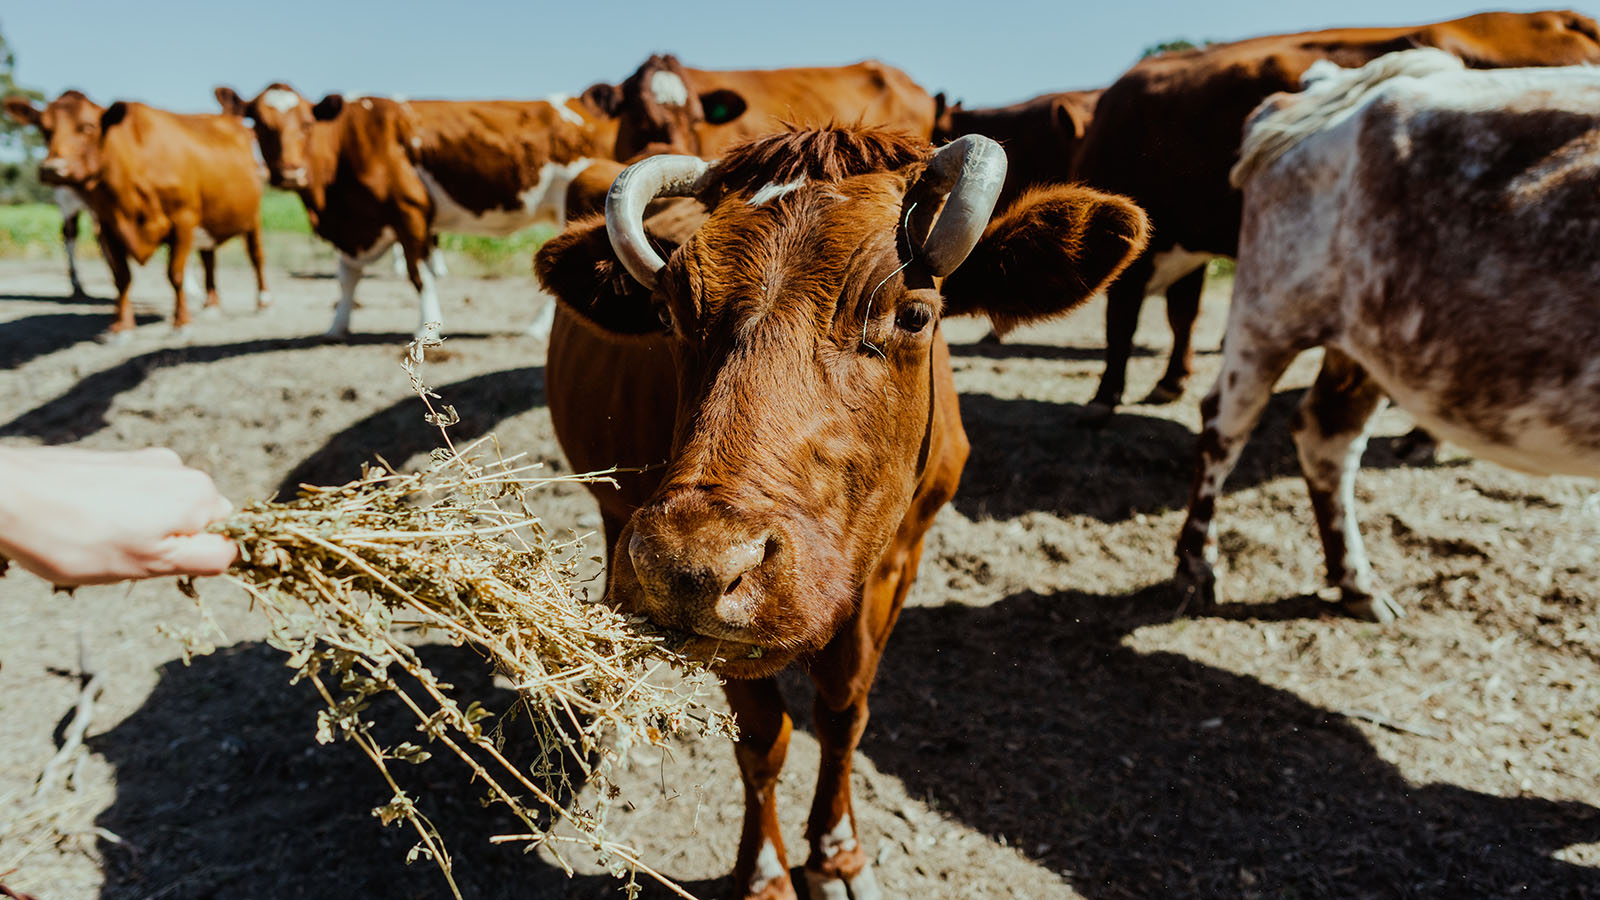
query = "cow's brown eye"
xmin=654 ymin=302 xmax=674 ymax=332
xmin=895 ymin=302 xmax=933 ymax=334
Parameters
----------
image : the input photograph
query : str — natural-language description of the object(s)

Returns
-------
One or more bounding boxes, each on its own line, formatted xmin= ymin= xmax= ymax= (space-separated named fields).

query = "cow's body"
xmin=605 ymin=55 xmax=937 ymax=161
xmin=538 ymin=126 xmax=1147 ymax=900
xmin=64 ymin=99 xmax=267 ymax=335
xmin=1175 ymin=51 xmax=1600 ymax=623
xmin=215 ymin=85 xmax=617 ymax=339
xmin=1075 ymin=9 xmax=1600 ymax=415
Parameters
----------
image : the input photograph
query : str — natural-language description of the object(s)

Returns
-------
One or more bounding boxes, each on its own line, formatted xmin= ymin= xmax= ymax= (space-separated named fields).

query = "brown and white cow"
xmin=214 ymin=84 xmax=618 ymax=340
xmin=537 ymin=126 xmax=1148 ymax=899
xmin=1075 ymin=9 xmax=1600 ymax=417
xmin=600 ymin=55 xmax=938 ymax=162
xmin=1175 ymin=50 xmax=1600 ymax=623
xmin=5 ymin=94 xmax=98 ymax=298
xmin=8 ymin=91 xmax=269 ymax=337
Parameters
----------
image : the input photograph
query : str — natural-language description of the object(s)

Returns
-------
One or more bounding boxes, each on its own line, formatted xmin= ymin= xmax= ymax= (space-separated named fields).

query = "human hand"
xmin=0 ymin=446 xmax=238 ymax=586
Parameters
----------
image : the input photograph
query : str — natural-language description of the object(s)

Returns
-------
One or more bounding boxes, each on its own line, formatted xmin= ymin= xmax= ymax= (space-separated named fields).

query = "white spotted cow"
xmin=1175 ymin=49 xmax=1600 ymax=622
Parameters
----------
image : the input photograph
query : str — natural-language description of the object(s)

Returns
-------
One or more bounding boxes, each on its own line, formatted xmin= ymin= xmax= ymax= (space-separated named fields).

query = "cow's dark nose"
xmin=628 ymin=521 xmax=772 ymax=633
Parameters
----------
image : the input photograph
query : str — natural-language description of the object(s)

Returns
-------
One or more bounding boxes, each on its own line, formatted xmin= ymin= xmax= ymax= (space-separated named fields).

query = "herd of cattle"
xmin=9 ymin=9 xmax=1600 ymax=899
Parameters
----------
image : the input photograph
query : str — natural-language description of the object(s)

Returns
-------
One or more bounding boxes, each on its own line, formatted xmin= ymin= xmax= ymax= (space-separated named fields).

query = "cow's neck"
xmin=298 ymin=119 xmax=344 ymax=216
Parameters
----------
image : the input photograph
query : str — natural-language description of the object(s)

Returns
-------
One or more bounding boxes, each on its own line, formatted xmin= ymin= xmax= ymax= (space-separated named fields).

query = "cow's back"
xmin=686 ymin=61 xmax=935 ymax=157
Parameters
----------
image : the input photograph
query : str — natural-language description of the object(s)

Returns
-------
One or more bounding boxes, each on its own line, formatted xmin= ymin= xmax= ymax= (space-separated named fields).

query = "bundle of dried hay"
xmin=207 ymin=340 xmax=733 ymax=899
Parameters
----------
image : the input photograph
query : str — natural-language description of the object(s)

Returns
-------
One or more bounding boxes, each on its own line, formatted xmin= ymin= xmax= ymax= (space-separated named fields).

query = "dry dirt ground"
xmin=1 ymin=251 xmax=1598 ymax=900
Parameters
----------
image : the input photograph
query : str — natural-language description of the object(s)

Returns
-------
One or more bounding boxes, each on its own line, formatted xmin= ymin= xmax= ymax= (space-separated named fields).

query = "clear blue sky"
xmin=4 ymin=2 xmax=1581 ymax=112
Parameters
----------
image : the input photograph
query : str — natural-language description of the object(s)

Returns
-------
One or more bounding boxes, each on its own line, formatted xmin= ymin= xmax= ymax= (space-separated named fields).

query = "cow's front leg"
xmin=1292 ymin=349 xmax=1401 ymax=622
xmin=724 ymin=677 xmax=796 ymax=900
xmin=802 ymin=696 xmax=879 ymax=900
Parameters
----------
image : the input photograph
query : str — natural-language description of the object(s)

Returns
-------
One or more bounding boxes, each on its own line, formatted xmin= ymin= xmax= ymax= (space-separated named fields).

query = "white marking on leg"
xmin=328 ymin=255 xmax=362 ymax=337
xmin=747 ymin=177 xmax=807 ymax=206
xmin=415 ymin=259 xmax=442 ymax=340
xmin=804 ymin=870 xmax=850 ymax=900
xmin=848 ymin=864 xmax=881 ymax=900
xmin=261 ymin=89 xmax=300 ymax=113
xmin=523 ymin=298 xmax=556 ymax=339
xmin=749 ymin=840 xmax=785 ymax=895
xmin=429 ymin=250 xmax=448 ymax=277
xmin=391 ymin=243 xmax=407 ymax=276
xmin=819 ymin=814 xmax=857 ymax=858
xmin=649 ymin=70 xmax=689 ymax=106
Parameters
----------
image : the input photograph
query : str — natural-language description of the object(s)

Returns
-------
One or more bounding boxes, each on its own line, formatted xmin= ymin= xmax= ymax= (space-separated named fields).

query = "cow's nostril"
xmin=724 ymin=574 xmax=743 ymax=595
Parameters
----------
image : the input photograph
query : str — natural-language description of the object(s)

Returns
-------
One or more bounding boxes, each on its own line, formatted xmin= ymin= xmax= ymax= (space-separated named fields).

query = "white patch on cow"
xmin=360 ymin=98 xmax=373 ymax=110
xmin=325 ymin=228 xmax=397 ymax=337
xmin=1147 ymin=244 xmax=1215 ymax=295
xmin=749 ymin=840 xmax=784 ymax=894
xmin=261 ymin=89 xmax=300 ymax=113
xmin=411 ymin=136 xmax=422 ymax=150
xmin=542 ymin=93 xmax=585 ymax=126
xmin=747 ymin=177 xmax=807 ymax=206
xmin=418 ymin=158 xmax=594 ymax=235
xmin=192 ymin=227 xmax=217 ymax=251
xmin=819 ymin=815 xmax=857 ymax=858
xmin=54 ymin=185 xmax=86 ymax=219
xmin=415 ymin=260 xmax=442 ymax=339
xmin=649 ymin=70 xmax=689 ymax=106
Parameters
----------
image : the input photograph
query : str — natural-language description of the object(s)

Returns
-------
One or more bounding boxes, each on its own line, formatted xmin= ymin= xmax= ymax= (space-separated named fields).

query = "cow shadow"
xmin=954 ymin=388 xmax=1427 ymax=524
xmin=0 ymin=312 xmax=159 ymax=370
xmin=0 ymin=291 xmax=110 ymax=308
xmin=89 ymin=640 xmax=683 ymax=900
xmin=947 ymin=340 xmax=1158 ymax=364
xmin=276 ymin=366 xmax=546 ymax=499
xmin=773 ymin=587 xmax=1600 ymax=898
xmin=0 ymin=333 xmax=497 ymax=444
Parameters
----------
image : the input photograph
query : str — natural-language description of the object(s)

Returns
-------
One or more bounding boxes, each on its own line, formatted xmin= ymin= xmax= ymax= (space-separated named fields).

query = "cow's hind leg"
xmin=1292 ymin=349 xmax=1400 ymax=622
xmin=724 ymin=678 xmax=797 ymax=900
xmin=245 ymin=226 xmax=271 ymax=311
xmin=1087 ymin=256 xmax=1154 ymax=420
xmin=1174 ymin=333 xmax=1299 ymax=614
xmin=62 ymin=210 xmax=87 ymax=298
xmin=198 ymin=248 xmax=222 ymax=317
xmin=1147 ymin=266 xmax=1206 ymax=404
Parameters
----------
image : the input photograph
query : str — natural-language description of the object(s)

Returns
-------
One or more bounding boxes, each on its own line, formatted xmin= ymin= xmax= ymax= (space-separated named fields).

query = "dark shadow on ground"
xmin=761 ymin=586 xmax=1600 ymax=899
xmin=0 ymin=333 xmax=499 ymax=444
xmin=0 ymin=312 xmax=159 ymax=369
xmin=954 ymin=387 xmax=1432 ymax=524
xmin=90 ymin=641 xmax=673 ymax=900
xmin=275 ymin=366 xmax=546 ymax=499
xmin=0 ymin=292 xmax=110 ymax=308
xmin=947 ymin=340 xmax=1159 ymax=364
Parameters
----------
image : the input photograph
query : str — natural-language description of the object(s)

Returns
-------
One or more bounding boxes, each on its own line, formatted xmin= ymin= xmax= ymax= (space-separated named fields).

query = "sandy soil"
xmin=1 ymin=252 xmax=1597 ymax=900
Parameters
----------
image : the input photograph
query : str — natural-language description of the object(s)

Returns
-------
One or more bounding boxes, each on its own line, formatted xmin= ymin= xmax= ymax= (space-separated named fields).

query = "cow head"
xmin=611 ymin=54 xmax=749 ymax=160
xmin=215 ymin=83 xmax=342 ymax=190
xmin=537 ymin=127 xmax=1148 ymax=676
xmin=5 ymin=91 xmax=105 ymax=187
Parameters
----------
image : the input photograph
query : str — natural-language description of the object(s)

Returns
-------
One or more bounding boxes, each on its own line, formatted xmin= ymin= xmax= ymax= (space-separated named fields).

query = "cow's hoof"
xmin=321 ymin=328 xmax=352 ymax=343
xmin=1143 ymin=380 xmax=1185 ymax=405
xmin=1172 ymin=560 xmax=1220 ymax=617
xmin=976 ymin=329 xmax=1004 ymax=346
xmin=804 ymin=864 xmax=880 ymax=900
xmin=1338 ymin=589 xmax=1403 ymax=624
xmin=98 ymin=329 xmax=133 ymax=346
xmin=742 ymin=873 xmax=798 ymax=900
xmin=1081 ymin=401 xmax=1117 ymax=426
xmin=255 ymin=293 xmax=274 ymax=312
xmin=200 ymin=306 xmax=223 ymax=320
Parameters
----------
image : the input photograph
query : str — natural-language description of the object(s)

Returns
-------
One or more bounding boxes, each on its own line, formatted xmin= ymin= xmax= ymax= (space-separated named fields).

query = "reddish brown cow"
xmin=1075 ymin=9 xmax=1600 ymax=416
xmin=2 ymin=93 xmax=97 ymax=297
xmin=933 ymin=87 xmax=1102 ymax=210
xmin=6 ymin=91 xmax=269 ymax=337
xmin=600 ymin=55 xmax=937 ymax=162
xmin=214 ymin=84 xmax=618 ymax=339
xmin=537 ymin=126 xmax=1148 ymax=900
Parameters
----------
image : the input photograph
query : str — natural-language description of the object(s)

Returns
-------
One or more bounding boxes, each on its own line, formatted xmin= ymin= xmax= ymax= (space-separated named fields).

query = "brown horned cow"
xmin=5 ymin=91 xmax=269 ymax=337
xmin=536 ymin=125 xmax=1148 ymax=900
xmin=214 ymin=83 xmax=619 ymax=340
xmin=1074 ymin=9 xmax=1600 ymax=417
xmin=1175 ymin=51 xmax=1600 ymax=623
xmin=932 ymin=87 xmax=1103 ymax=212
xmin=599 ymin=55 xmax=938 ymax=162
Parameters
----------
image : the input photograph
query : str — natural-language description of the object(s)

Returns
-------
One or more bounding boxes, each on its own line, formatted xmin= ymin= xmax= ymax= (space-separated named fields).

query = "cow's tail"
xmin=1231 ymin=48 xmax=1463 ymax=188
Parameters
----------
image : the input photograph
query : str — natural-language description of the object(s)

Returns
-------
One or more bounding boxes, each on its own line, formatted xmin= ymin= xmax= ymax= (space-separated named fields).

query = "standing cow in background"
xmin=1176 ymin=50 xmax=1600 ymax=623
xmin=215 ymin=84 xmax=617 ymax=341
xmin=6 ymin=93 xmax=103 ymax=299
xmin=596 ymin=55 xmax=937 ymax=162
xmin=8 ymin=90 xmax=269 ymax=337
xmin=1075 ymin=9 xmax=1600 ymax=418
xmin=537 ymin=125 xmax=1148 ymax=900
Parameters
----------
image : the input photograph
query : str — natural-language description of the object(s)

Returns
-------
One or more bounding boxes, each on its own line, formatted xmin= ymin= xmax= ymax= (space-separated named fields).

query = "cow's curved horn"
xmin=605 ymin=154 xmax=710 ymax=289
xmin=911 ymin=135 xmax=1008 ymax=276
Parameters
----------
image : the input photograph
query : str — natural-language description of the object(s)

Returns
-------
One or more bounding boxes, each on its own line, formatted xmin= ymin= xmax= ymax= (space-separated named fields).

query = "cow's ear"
xmin=3 ymin=96 xmax=40 ymax=127
xmin=534 ymin=216 xmax=671 ymax=340
xmin=940 ymin=185 xmax=1149 ymax=332
xmin=214 ymin=86 xmax=248 ymax=118
xmin=312 ymin=94 xmax=344 ymax=121
xmin=100 ymin=101 xmax=129 ymax=131
xmin=1053 ymin=97 xmax=1091 ymax=140
xmin=580 ymin=82 xmax=622 ymax=118
xmin=697 ymin=89 xmax=747 ymax=125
